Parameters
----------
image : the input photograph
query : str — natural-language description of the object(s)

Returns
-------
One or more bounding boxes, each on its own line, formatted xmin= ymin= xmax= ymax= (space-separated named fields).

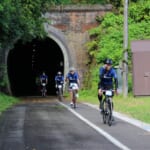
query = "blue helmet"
xmin=104 ymin=58 xmax=113 ymax=65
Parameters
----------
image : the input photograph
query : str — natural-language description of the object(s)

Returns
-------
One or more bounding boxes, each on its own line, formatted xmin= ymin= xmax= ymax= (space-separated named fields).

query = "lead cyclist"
xmin=98 ymin=58 xmax=118 ymax=114
xmin=65 ymin=67 xmax=80 ymax=107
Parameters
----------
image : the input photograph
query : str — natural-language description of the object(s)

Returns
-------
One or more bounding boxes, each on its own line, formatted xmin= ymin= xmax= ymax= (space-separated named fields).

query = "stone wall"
xmin=45 ymin=4 xmax=112 ymax=82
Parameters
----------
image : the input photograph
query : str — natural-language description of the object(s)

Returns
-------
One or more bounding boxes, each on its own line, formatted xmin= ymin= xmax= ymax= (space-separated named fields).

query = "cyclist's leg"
xmin=75 ymin=89 xmax=79 ymax=97
xmin=69 ymin=89 xmax=74 ymax=105
xmin=98 ymin=88 xmax=103 ymax=111
xmin=45 ymin=86 xmax=47 ymax=96
xmin=61 ymin=84 xmax=64 ymax=95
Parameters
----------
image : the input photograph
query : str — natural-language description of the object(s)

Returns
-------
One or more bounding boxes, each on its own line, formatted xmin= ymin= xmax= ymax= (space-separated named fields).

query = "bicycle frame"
xmin=41 ymin=83 xmax=47 ymax=97
xmin=57 ymin=84 xmax=63 ymax=101
xmin=70 ymin=83 xmax=78 ymax=108
xmin=102 ymin=90 xmax=114 ymax=126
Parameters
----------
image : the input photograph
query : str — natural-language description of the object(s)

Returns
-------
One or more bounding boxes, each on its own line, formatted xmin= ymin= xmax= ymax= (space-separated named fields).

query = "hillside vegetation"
xmin=78 ymin=0 xmax=150 ymax=124
xmin=83 ymin=0 xmax=150 ymax=94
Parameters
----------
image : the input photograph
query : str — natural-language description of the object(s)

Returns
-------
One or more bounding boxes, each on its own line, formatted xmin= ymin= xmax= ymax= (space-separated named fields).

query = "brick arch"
xmin=44 ymin=25 xmax=73 ymax=76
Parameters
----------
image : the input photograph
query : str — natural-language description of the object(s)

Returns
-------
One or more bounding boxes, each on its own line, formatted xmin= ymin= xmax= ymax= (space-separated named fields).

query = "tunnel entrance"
xmin=7 ymin=37 xmax=64 ymax=97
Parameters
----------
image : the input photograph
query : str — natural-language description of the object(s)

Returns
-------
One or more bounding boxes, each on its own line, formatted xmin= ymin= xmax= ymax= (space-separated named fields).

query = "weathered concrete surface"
xmin=0 ymin=97 xmax=120 ymax=150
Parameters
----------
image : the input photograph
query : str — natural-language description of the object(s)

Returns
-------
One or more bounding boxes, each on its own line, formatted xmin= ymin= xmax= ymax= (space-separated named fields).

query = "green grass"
xmin=0 ymin=93 xmax=20 ymax=113
xmin=79 ymin=91 xmax=150 ymax=124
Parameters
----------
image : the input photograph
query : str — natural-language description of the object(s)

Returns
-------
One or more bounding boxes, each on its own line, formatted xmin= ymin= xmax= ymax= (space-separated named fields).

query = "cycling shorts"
xmin=69 ymin=83 xmax=79 ymax=91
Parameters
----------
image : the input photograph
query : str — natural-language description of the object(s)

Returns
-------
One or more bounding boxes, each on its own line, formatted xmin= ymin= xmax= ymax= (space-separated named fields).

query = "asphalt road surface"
xmin=0 ymin=96 xmax=150 ymax=150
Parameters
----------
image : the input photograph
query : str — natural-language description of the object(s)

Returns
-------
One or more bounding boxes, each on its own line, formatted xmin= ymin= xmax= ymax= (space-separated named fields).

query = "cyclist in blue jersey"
xmin=55 ymin=71 xmax=64 ymax=94
xmin=40 ymin=72 xmax=48 ymax=95
xmin=40 ymin=72 xmax=48 ymax=85
xmin=98 ymin=58 xmax=118 ymax=112
xmin=65 ymin=67 xmax=80 ymax=106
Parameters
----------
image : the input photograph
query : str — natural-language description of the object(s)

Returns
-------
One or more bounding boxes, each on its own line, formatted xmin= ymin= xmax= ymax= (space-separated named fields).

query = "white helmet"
xmin=57 ymin=71 xmax=62 ymax=75
xmin=69 ymin=67 xmax=76 ymax=72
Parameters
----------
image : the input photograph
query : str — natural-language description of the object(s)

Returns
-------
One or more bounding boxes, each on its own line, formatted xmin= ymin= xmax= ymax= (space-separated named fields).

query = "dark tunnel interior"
xmin=7 ymin=37 xmax=64 ymax=97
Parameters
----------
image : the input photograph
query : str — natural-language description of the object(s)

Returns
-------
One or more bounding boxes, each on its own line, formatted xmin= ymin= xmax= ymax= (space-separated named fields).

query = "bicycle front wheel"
xmin=58 ymin=88 xmax=63 ymax=101
xmin=108 ymin=98 xmax=113 ymax=126
xmin=102 ymin=100 xmax=108 ymax=124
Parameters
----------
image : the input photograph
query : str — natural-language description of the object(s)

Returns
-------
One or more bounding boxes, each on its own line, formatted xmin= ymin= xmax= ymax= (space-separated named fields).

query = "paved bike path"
xmin=61 ymin=99 xmax=150 ymax=150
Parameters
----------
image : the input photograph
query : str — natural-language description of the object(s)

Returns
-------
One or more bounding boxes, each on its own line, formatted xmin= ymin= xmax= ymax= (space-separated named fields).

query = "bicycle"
xmin=41 ymin=83 xmax=47 ymax=97
xmin=56 ymin=83 xmax=63 ymax=101
xmin=101 ymin=89 xmax=114 ymax=126
xmin=70 ymin=83 xmax=78 ymax=109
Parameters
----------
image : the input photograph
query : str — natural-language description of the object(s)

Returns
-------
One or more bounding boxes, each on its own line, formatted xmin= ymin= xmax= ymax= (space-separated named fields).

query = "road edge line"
xmin=59 ymin=101 xmax=131 ymax=150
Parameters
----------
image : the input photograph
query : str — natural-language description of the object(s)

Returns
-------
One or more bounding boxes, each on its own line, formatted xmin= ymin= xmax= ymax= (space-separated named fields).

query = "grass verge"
xmin=0 ymin=93 xmax=20 ymax=113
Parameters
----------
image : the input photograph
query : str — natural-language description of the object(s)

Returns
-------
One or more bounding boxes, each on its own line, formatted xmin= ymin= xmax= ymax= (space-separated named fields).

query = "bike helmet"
xmin=104 ymin=58 xmax=113 ymax=65
xmin=57 ymin=71 xmax=62 ymax=75
xmin=69 ymin=67 xmax=76 ymax=72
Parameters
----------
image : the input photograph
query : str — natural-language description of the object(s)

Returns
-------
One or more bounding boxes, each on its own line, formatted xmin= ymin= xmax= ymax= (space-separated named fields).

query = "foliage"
xmin=0 ymin=64 xmax=9 ymax=93
xmin=129 ymin=0 xmax=150 ymax=23
xmin=88 ymin=13 xmax=124 ymax=66
xmin=51 ymin=0 xmax=107 ymax=5
xmin=0 ymin=93 xmax=20 ymax=113
xmin=0 ymin=0 xmax=53 ymax=49
xmin=85 ymin=1 xmax=150 ymax=93
xmin=82 ymin=65 xmax=99 ymax=92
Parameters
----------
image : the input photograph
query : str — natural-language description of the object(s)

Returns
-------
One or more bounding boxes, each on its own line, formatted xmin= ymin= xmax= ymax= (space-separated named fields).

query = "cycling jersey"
xmin=40 ymin=75 xmax=48 ymax=83
xmin=99 ymin=66 xmax=118 ymax=89
xmin=66 ymin=72 xmax=79 ymax=84
xmin=55 ymin=75 xmax=64 ymax=84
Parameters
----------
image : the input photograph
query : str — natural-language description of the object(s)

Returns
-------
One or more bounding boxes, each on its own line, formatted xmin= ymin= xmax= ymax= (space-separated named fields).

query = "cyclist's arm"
xmin=114 ymin=78 xmax=118 ymax=90
xmin=99 ymin=66 xmax=105 ymax=80
xmin=61 ymin=76 xmax=64 ymax=84
xmin=46 ymin=77 xmax=48 ymax=84
xmin=65 ymin=75 xmax=69 ymax=83
xmin=77 ymin=78 xmax=80 ymax=88
xmin=74 ymin=72 xmax=80 ymax=87
xmin=112 ymin=69 xmax=118 ymax=95
xmin=113 ymin=69 xmax=118 ymax=90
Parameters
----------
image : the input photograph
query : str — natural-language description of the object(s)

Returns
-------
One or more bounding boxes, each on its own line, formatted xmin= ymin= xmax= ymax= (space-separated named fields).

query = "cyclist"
xmin=98 ymin=58 xmax=118 ymax=113
xmin=65 ymin=67 xmax=80 ymax=107
xmin=55 ymin=71 xmax=64 ymax=94
xmin=40 ymin=72 xmax=48 ymax=95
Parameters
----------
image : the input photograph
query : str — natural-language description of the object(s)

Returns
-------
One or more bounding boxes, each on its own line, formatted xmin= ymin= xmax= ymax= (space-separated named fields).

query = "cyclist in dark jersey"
xmin=55 ymin=71 xmax=64 ymax=94
xmin=98 ymin=58 xmax=118 ymax=112
xmin=65 ymin=67 xmax=80 ymax=106
xmin=40 ymin=72 xmax=48 ymax=94
xmin=40 ymin=72 xmax=48 ymax=85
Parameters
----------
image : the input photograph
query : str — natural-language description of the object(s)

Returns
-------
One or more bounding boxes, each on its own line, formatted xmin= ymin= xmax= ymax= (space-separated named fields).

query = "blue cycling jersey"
xmin=55 ymin=75 xmax=64 ymax=84
xmin=66 ymin=72 xmax=79 ymax=84
xmin=40 ymin=75 xmax=48 ymax=83
xmin=99 ymin=66 xmax=118 ymax=88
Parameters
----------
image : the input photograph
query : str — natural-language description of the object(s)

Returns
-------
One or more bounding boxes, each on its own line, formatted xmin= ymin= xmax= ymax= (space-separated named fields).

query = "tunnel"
xmin=7 ymin=37 xmax=64 ymax=97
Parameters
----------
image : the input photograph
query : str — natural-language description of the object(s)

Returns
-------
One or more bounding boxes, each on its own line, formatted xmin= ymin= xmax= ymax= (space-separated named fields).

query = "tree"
xmin=0 ymin=0 xmax=52 ymax=49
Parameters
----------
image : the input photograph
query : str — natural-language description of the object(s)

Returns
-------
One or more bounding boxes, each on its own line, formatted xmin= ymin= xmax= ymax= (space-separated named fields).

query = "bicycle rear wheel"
xmin=42 ymin=87 xmax=46 ymax=97
xmin=58 ymin=88 xmax=63 ymax=101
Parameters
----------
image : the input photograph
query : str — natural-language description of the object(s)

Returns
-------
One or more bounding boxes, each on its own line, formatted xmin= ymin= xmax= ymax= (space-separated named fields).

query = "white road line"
xmin=83 ymin=102 xmax=150 ymax=132
xmin=59 ymin=101 xmax=131 ymax=150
